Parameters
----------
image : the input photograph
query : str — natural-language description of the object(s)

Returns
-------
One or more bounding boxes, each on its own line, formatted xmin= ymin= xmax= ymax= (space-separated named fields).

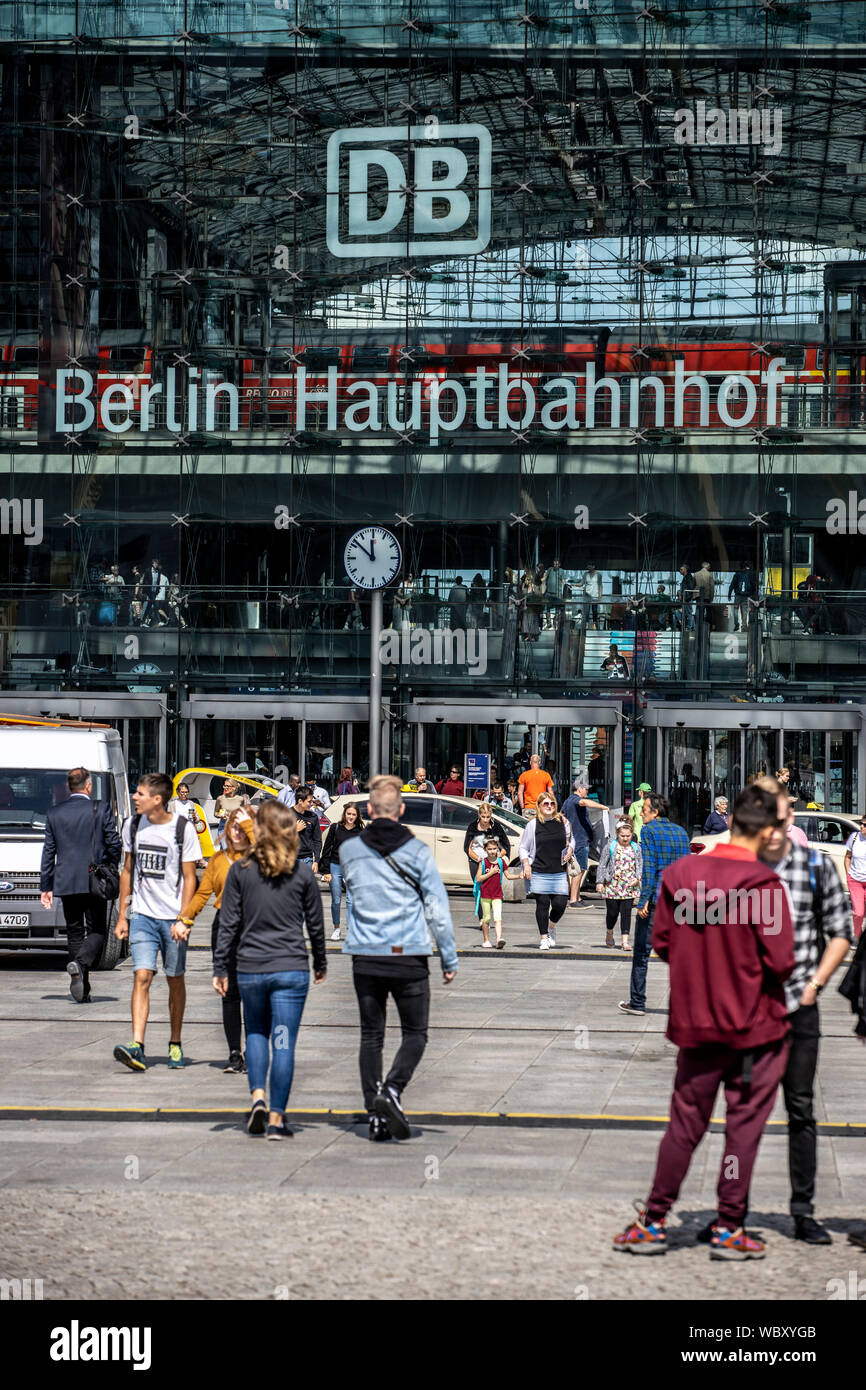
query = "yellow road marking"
xmin=2 ymin=1105 xmax=864 ymax=1130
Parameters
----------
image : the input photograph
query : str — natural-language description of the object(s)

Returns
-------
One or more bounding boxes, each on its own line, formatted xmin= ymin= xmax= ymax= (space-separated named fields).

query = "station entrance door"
xmin=407 ymin=700 xmax=623 ymax=807
xmin=644 ymin=702 xmax=863 ymax=834
xmin=183 ymin=695 xmax=385 ymax=791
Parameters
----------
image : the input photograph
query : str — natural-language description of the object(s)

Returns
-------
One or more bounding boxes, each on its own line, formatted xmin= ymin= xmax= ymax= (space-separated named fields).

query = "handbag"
xmin=89 ymin=801 xmax=120 ymax=900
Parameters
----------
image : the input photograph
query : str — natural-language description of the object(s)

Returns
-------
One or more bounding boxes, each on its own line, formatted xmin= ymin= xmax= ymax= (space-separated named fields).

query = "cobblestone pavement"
xmin=3 ymin=1179 xmax=865 ymax=1301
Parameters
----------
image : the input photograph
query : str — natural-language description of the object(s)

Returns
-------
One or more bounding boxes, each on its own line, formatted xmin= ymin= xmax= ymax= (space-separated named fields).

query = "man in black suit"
xmin=40 ymin=766 xmax=122 ymax=1002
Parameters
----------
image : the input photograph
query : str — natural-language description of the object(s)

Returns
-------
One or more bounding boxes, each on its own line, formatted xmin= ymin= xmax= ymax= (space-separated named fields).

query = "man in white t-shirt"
xmin=309 ymin=781 xmax=331 ymax=812
xmin=844 ymin=816 xmax=866 ymax=940
xmin=277 ymin=772 xmax=330 ymax=812
xmin=277 ymin=773 xmax=301 ymax=808
xmin=113 ymin=773 xmax=200 ymax=1072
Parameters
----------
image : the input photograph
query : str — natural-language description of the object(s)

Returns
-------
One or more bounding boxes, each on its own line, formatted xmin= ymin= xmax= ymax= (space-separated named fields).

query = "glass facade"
xmin=3 ymin=2 xmax=866 ymax=807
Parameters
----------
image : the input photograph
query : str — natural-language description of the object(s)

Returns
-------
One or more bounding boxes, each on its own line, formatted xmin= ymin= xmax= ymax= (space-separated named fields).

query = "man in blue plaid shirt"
xmin=753 ymin=777 xmax=852 ymax=1245
xmin=619 ymin=793 xmax=691 ymax=1017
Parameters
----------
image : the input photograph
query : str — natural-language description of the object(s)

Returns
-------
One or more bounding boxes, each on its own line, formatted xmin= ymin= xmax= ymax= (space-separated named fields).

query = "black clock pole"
xmin=369 ymin=588 xmax=383 ymax=778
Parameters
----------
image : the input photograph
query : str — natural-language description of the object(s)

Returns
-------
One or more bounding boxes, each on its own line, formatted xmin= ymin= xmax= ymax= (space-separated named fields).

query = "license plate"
xmin=0 ymin=914 xmax=29 ymax=927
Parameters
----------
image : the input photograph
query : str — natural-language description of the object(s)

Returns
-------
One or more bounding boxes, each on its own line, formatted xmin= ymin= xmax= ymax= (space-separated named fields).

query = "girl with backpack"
xmin=596 ymin=817 xmax=643 ymax=951
xmin=473 ymin=835 xmax=524 ymax=949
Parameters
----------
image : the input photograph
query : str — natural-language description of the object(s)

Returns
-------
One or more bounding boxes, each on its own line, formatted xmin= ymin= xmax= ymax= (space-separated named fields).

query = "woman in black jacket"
xmin=463 ymin=801 xmax=512 ymax=887
xmin=214 ymin=799 xmax=326 ymax=1140
xmin=320 ymin=801 xmax=364 ymax=941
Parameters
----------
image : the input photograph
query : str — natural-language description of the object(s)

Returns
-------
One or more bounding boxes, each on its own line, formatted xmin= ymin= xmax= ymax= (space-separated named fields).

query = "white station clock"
xmin=344 ymin=527 xmax=402 ymax=591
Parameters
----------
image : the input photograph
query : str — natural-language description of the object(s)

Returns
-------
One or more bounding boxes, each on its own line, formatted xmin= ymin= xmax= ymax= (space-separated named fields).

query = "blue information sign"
xmin=464 ymin=754 xmax=491 ymax=792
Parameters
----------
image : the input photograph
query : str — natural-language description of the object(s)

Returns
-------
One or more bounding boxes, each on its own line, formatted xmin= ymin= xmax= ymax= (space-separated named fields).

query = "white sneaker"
xmin=548 ymin=927 xmax=557 ymax=948
xmin=539 ymin=936 xmax=551 ymax=951
xmin=330 ymin=928 xmax=341 ymax=940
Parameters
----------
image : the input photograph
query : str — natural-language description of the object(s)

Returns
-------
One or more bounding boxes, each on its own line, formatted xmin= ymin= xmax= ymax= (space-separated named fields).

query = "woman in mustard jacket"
xmin=187 ymin=806 xmax=255 ymax=1072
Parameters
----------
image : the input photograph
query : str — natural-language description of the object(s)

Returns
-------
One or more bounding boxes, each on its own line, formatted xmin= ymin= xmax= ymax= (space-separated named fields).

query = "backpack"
xmin=128 ymin=813 xmax=188 ymax=891
xmin=806 ymin=848 xmax=826 ymax=954
xmin=473 ymin=855 xmax=505 ymax=917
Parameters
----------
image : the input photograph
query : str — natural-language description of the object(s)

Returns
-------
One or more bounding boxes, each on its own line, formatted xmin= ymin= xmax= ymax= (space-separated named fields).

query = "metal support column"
xmin=610 ymin=716 xmax=624 ymax=809
xmin=415 ymin=721 xmax=424 ymax=771
xmin=369 ymin=590 xmax=383 ymax=778
xmin=655 ymin=726 xmax=664 ymax=798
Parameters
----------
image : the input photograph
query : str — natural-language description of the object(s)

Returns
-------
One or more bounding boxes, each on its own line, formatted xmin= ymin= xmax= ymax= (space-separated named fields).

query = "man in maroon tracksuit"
xmin=613 ymin=784 xmax=795 ymax=1261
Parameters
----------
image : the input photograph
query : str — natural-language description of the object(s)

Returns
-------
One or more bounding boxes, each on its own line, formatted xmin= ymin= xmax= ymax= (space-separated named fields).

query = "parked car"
xmin=689 ymin=809 xmax=860 ymax=889
xmin=323 ymin=791 xmax=606 ymax=888
xmin=0 ymin=715 xmax=130 ymax=964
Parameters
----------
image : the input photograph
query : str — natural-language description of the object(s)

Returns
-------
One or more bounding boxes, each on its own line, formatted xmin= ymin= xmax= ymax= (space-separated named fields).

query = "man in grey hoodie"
xmin=339 ymin=774 xmax=458 ymax=1142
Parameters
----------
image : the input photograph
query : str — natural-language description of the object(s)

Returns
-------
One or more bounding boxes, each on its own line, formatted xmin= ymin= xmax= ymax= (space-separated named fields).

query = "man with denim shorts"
xmin=112 ymin=772 xmax=200 ymax=1072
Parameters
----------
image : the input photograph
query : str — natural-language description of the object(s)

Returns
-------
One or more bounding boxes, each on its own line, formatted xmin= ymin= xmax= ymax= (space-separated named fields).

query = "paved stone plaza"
xmin=1 ymin=893 xmax=864 ymax=1300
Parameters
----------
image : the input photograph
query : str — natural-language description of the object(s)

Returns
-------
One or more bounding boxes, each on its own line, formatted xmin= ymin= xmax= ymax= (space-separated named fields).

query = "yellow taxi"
xmin=171 ymin=767 xmax=284 ymax=857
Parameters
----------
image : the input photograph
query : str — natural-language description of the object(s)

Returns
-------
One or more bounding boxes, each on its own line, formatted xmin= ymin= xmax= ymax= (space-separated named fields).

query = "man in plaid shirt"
xmin=619 ymin=793 xmax=690 ymax=1017
xmin=750 ymin=776 xmax=852 ymax=1245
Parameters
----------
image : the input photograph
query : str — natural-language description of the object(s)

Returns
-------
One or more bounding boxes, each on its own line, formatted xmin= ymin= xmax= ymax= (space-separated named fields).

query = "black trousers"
xmin=782 ymin=1003 xmax=821 ymax=1216
xmin=353 ymin=971 xmax=430 ymax=1112
xmin=533 ymin=893 xmax=568 ymax=936
xmin=605 ymin=898 xmax=633 ymax=938
xmin=61 ymin=893 xmax=107 ymax=991
xmin=211 ymin=914 xmax=243 ymax=1054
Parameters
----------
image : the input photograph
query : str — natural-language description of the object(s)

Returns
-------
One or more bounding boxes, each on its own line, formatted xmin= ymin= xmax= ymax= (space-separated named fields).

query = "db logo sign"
xmin=326 ymin=123 xmax=492 ymax=258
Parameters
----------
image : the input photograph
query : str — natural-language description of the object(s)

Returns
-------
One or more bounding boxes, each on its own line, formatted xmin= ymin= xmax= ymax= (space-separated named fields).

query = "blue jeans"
xmin=629 ymin=902 xmax=654 ymax=1010
xmin=237 ymin=970 xmax=309 ymax=1113
xmin=328 ymin=864 xmax=355 ymax=930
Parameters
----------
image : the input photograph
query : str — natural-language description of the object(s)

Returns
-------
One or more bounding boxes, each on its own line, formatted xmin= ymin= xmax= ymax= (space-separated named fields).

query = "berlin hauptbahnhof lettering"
xmin=55 ymin=358 xmax=794 ymax=444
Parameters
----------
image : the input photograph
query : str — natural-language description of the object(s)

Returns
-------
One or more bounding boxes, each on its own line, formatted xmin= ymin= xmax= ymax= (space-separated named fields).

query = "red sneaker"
xmin=709 ymin=1226 xmax=766 ymax=1261
xmin=613 ymin=1202 xmax=668 ymax=1255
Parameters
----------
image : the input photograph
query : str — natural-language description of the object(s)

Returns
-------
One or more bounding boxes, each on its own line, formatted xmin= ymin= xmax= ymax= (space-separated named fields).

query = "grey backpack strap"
xmin=129 ymin=812 xmax=140 ymax=875
xmin=175 ymin=815 xmax=187 ymax=889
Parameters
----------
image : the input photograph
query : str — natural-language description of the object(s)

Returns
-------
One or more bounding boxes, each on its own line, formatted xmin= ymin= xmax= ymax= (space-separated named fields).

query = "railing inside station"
xmin=2 ymin=587 xmax=864 ymax=689
xmin=0 ymin=1 xmax=858 ymax=48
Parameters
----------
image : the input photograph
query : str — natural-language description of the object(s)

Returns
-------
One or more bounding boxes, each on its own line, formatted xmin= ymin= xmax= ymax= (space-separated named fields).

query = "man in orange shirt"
xmin=517 ymin=754 xmax=554 ymax=816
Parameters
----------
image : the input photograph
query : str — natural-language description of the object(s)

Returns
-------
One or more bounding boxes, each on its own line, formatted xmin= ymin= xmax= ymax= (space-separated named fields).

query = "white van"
xmin=0 ymin=718 xmax=131 ymax=967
